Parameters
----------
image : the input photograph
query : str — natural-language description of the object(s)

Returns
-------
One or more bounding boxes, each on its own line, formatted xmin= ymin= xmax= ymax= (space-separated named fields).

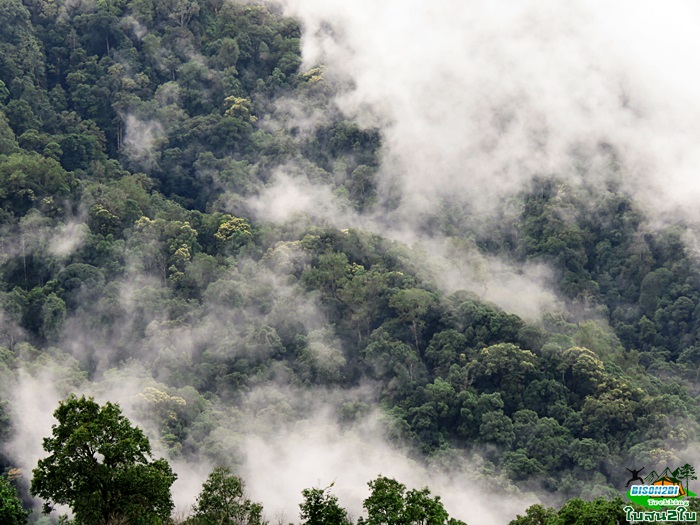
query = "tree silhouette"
xmin=677 ymin=464 xmax=697 ymax=494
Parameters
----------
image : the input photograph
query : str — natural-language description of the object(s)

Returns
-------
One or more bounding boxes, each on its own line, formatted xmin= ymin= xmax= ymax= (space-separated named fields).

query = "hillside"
xmin=1 ymin=0 xmax=700 ymax=523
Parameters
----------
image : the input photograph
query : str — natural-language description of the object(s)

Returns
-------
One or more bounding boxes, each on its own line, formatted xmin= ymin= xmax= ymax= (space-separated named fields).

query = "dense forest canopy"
xmin=1 ymin=0 xmax=700 ymax=523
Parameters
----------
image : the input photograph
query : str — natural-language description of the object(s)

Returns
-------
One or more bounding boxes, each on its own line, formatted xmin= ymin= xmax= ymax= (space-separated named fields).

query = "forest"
xmin=0 ymin=0 xmax=699 ymax=523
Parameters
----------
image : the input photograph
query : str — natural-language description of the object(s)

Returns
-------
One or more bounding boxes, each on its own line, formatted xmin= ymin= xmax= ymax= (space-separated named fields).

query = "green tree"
xmin=479 ymin=410 xmax=515 ymax=447
xmin=357 ymin=476 xmax=405 ymax=525
xmin=424 ymin=330 xmax=468 ymax=377
xmin=0 ymin=110 xmax=18 ymax=155
xmin=508 ymin=503 xmax=556 ymax=525
xmin=556 ymin=346 xmax=605 ymax=397
xmin=552 ymin=497 xmax=627 ymax=524
xmin=299 ymin=484 xmax=351 ymax=525
xmin=0 ymin=152 xmax=74 ymax=217
xmin=569 ymin=439 xmax=609 ymax=472
xmin=468 ymin=343 xmax=539 ymax=413
xmin=131 ymin=216 xmax=199 ymax=281
xmin=357 ymin=475 xmax=466 ymax=525
xmin=214 ymin=215 xmax=253 ymax=252
xmin=338 ymin=266 xmax=391 ymax=342
xmin=404 ymin=487 xmax=449 ymax=525
xmin=190 ymin=467 xmax=265 ymax=525
xmin=31 ymin=395 xmax=176 ymax=525
xmin=0 ymin=475 xmax=29 ymax=525
xmin=40 ymin=293 xmax=66 ymax=341
xmin=389 ymin=288 xmax=436 ymax=352
xmin=676 ymin=464 xmax=697 ymax=495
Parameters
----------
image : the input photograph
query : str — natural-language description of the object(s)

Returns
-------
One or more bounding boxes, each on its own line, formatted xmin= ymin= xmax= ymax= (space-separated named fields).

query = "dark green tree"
xmin=299 ymin=484 xmax=351 ymax=525
xmin=31 ymin=395 xmax=176 ymax=525
xmin=0 ymin=475 xmax=29 ymax=525
xmin=552 ymin=497 xmax=627 ymax=524
xmin=357 ymin=475 xmax=467 ymax=525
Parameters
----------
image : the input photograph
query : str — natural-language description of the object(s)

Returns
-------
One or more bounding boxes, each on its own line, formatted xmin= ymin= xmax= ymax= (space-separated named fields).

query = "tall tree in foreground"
xmin=31 ymin=395 xmax=176 ymax=525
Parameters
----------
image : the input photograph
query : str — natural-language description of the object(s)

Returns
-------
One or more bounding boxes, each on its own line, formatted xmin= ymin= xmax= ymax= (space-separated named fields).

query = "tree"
xmin=31 ymin=395 xmax=176 ymax=525
xmin=676 ymin=464 xmax=697 ymax=495
xmin=0 ymin=110 xmax=18 ymax=155
xmin=40 ymin=293 xmax=66 ymax=341
xmin=556 ymin=346 xmax=605 ymax=398
xmin=479 ymin=410 xmax=515 ymax=447
xmin=131 ymin=217 xmax=200 ymax=282
xmin=508 ymin=503 xmax=556 ymax=525
xmin=190 ymin=467 xmax=265 ymax=525
xmin=357 ymin=476 xmax=406 ymax=525
xmin=299 ymin=484 xmax=351 ymax=525
xmin=424 ymin=330 xmax=468 ymax=377
xmin=552 ymin=497 xmax=627 ymax=524
xmin=0 ymin=475 xmax=29 ymax=525
xmin=214 ymin=215 xmax=253 ymax=252
xmin=468 ymin=343 xmax=539 ymax=413
xmin=357 ymin=475 xmax=467 ymax=525
xmin=389 ymin=289 xmax=436 ymax=352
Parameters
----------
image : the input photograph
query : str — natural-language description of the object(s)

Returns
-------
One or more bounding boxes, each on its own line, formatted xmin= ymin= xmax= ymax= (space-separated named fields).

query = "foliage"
xmin=0 ymin=475 xmax=29 ymax=525
xmin=31 ymin=395 xmax=176 ymax=525
xmin=299 ymin=484 xmax=352 ymax=525
xmin=357 ymin=475 xmax=467 ymax=525
xmin=189 ymin=467 xmax=265 ymax=525
xmin=509 ymin=497 xmax=628 ymax=525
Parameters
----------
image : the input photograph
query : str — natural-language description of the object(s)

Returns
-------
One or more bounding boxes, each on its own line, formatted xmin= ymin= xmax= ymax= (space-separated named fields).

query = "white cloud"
xmin=123 ymin=114 xmax=164 ymax=169
xmin=241 ymin=407 xmax=535 ymax=525
xmin=276 ymin=0 xmax=700 ymax=225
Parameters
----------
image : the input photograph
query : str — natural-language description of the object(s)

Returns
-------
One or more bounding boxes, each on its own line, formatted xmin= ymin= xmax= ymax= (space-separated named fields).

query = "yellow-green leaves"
xmin=224 ymin=96 xmax=257 ymax=123
xmin=214 ymin=215 xmax=252 ymax=244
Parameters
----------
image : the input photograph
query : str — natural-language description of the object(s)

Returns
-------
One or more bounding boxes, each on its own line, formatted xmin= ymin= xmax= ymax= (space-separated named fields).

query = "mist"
xmin=275 ymin=0 xmax=700 ymax=223
xmin=5 ymin=363 xmax=533 ymax=523
xmin=123 ymin=114 xmax=165 ymax=169
xmin=241 ymin=404 xmax=535 ymax=525
xmin=207 ymin=0 xmax=693 ymax=328
xmin=2 ymin=232 xmax=539 ymax=523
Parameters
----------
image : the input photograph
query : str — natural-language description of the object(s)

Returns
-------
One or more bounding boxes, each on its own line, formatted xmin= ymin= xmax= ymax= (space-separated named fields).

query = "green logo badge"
xmin=623 ymin=464 xmax=698 ymax=522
